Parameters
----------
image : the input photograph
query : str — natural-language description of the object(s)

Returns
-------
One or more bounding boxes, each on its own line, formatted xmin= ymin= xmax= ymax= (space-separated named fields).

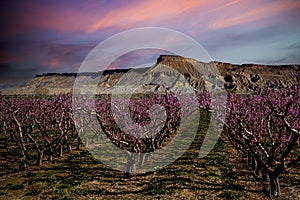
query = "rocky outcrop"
xmin=1 ymin=55 xmax=299 ymax=95
xmin=214 ymin=61 xmax=299 ymax=92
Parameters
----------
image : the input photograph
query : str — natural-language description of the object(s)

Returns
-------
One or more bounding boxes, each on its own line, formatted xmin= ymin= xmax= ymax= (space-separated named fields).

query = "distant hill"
xmin=1 ymin=55 xmax=299 ymax=95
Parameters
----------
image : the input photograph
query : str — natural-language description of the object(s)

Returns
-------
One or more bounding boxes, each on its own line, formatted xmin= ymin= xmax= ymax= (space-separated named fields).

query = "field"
xmin=0 ymin=111 xmax=299 ymax=200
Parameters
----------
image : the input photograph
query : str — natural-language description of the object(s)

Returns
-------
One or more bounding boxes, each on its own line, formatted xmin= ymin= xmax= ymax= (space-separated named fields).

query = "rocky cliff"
xmin=215 ymin=61 xmax=299 ymax=92
xmin=1 ymin=55 xmax=299 ymax=95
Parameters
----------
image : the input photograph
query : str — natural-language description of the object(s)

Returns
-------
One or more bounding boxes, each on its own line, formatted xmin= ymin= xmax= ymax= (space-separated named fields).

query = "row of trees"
xmin=223 ymin=85 xmax=300 ymax=196
xmin=0 ymin=91 xmax=209 ymax=170
xmin=0 ymin=94 xmax=76 ymax=168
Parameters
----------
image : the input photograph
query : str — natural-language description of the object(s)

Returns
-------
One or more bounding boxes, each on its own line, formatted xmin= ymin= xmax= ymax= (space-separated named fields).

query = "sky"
xmin=0 ymin=0 xmax=300 ymax=85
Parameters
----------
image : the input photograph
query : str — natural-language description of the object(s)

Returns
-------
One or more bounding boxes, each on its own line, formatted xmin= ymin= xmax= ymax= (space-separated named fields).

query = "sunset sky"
xmin=0 ymin=0 xmax=300 ymax=85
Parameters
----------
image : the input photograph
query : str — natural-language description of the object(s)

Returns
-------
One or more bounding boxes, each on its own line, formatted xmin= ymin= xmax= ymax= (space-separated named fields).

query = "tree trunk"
xmin=64 ymin=136 xmax=72 ymax=153
xmin=18 ymin=138 xmax=27 ymax=169
xmin=48 ymin=146 xmax=54 ymax=162
xmin=85 ymin=138 xmax=89 ymax=147
xmin=77 ymin=137 xmax=81 ymax=150
xmin=247 ymin=152 xmax=252 ymax=166
xmin=125 ymin=153 xmax=136 ymax=173
xmin=4 ymin=137 xmax=9 ymax=149
xmin=18 ymin=136 xmax=27 ymax=169
xmin=38 ymin=150 xmax=44 ymax=166
xmin=255 ymin=162 xmax=261 ymax=176
xmin=67 ymin=143 xmax=72 ymax=153
xmin=138 ymin=153 xmax=146 ymax=168
xmin=20 ymin=156 xmax=27 ymax=169
xmin=269 ymin=173 xmax=280 ymax=197
xmin=241 ymin=152 xmax=245 ymax=163
xmin=252 ymin=156 xmax=257 ymax=172
xmin=49 ymin=154 xmax=53 ymax=162
xmin=59 ymin=144 xmax=63 ymax=157
xmin=261 ymin=169 xmax=268 ymax=193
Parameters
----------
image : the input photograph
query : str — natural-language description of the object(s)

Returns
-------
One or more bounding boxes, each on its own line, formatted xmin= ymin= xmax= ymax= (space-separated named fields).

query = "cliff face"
xmin=1 ymin=55 xmax=299 ymax=95
xmin=215 ymin=61 xmax=299 ymax=92
xmin=146 ymin=55 xmax=299 ymax=93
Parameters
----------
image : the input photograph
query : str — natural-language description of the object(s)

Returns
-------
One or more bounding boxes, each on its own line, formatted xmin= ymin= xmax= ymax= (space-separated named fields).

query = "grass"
xmin=25 ymin=189 xmax=41 ymax=196
xmin=218 ymin=190 xmax=245 ymax=200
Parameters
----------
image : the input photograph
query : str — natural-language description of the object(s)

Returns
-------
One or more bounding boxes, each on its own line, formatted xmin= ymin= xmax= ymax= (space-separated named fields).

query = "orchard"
xmin=0 ymin=85 xmax=299 ymax=197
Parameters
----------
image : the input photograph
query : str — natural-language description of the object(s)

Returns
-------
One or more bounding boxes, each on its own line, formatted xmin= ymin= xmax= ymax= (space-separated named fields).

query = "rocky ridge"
xmin=1 ymin=55 xmax=299 ymax=95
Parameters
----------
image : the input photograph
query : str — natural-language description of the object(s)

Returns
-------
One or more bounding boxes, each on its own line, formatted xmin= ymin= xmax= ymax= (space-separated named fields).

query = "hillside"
xmin=1 ymin=55 xmax=299 ymax=95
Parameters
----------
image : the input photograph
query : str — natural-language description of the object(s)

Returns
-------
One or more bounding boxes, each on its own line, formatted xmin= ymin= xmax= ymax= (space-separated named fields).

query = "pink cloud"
xmin=87 ymin=0 xmax=207 ymax=32
xmin=2 ymin=0 xmax=209 ymax=35
xmin=5 ymin=0 xmax=284 ymax=36
xmin=208 ymin=0 xmax=241 ymax=13
xmin=209 ymin=0 xmax=300 ymax=30
xmin=3 ymin=0 xmax=300 ymax=39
